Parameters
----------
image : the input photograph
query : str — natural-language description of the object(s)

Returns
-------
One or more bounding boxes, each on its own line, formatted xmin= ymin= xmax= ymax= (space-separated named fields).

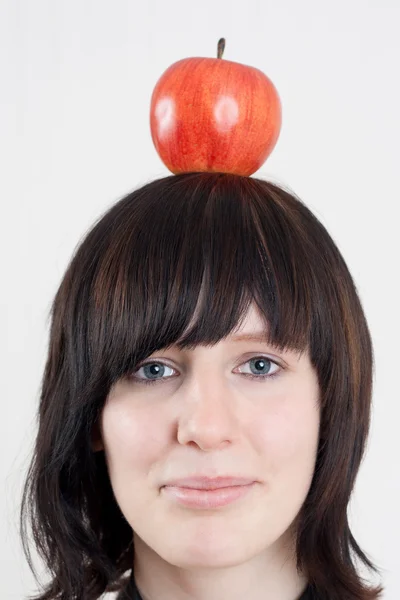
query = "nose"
xmin=176 ymin=370 xmax=240 ymax=451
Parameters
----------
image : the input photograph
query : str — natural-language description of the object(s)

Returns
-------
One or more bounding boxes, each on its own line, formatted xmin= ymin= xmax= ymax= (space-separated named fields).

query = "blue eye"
xmin=130 ymin=356 xmax=282 ymax=386
xmin=135 ymin=362 xmax=175 ymax=382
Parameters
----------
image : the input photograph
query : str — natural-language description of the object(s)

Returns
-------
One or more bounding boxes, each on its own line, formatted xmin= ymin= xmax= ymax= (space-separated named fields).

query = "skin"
xmin=93 ymin=302 xmax=321 ymax=600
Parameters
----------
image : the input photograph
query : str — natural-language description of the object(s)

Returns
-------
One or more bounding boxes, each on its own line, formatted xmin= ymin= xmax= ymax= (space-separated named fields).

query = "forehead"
xmin=233 ymin=302 xmax=267 ymax=333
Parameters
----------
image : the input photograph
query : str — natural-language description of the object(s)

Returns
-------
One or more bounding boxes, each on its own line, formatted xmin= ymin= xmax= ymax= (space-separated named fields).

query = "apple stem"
xmin=217 ymin=38 xmax=225 ymax=59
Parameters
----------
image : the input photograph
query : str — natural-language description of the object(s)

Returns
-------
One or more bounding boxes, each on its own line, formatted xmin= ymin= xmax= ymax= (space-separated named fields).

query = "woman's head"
xmin=95 ymin=300 xmax=320 ymax=576
xmin=20 ymin=172 xmax=383 ymax=599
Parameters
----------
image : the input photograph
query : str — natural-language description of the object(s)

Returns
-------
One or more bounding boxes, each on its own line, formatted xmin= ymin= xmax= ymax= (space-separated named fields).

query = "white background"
xmin=1 ymin=1 xmax=399 ymax=598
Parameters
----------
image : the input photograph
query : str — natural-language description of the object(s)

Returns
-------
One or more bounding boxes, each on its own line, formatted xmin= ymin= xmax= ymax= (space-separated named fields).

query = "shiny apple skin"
xmin=150 ymin=57 xmax=282 ymax=177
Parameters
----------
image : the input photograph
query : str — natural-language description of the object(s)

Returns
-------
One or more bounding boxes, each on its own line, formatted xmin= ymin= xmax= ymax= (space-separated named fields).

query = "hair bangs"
xmin=82 ymin=173 xmax=315 ymax=387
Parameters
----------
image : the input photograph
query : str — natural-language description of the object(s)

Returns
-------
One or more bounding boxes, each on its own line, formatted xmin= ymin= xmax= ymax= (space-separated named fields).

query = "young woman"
xmin=20 ymin=172 xmax=384 ymax=600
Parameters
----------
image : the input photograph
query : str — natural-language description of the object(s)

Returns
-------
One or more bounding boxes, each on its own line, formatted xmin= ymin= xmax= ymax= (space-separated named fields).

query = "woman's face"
xmin=94 ymin=302 xmax=320 ymax=568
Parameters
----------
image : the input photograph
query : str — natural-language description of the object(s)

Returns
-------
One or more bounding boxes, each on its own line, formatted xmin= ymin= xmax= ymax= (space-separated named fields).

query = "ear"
xmin=91 ymin=420 xmax=104 ymax=452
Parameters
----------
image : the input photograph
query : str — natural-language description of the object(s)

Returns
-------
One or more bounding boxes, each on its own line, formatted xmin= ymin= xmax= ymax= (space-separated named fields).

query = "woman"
xmin=20 ymin=172 xmax=384 ymax=600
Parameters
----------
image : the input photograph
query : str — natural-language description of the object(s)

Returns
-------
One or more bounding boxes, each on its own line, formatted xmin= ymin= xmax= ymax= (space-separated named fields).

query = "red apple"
xmin=149 ymin=38 xmax=282 ymax=177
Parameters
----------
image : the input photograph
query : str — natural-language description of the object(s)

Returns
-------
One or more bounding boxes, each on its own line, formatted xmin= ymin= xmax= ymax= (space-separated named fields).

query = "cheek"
xmin=250 ymin=384 xmax=320 ymax=476
xmin=100 ymin=399 xmax=168 ymax=476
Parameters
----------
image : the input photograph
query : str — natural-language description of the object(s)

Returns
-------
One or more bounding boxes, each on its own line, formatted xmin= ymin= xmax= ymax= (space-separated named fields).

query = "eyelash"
xmin=130 ymin=356 xmax=283 ymax=387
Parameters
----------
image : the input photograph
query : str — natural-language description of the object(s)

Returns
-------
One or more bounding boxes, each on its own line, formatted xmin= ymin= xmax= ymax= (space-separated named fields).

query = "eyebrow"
xmin=170 ymin=332 xmax=275 ymax=350
xmin=230 ymin=333 xmax=270 ymax=343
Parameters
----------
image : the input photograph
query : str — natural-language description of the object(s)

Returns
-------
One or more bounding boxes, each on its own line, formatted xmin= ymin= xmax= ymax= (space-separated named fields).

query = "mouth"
xmin=161 ymin=482 xmax=257 ymax=509
xmin=162 ymin=476 xmax=256 ymax=490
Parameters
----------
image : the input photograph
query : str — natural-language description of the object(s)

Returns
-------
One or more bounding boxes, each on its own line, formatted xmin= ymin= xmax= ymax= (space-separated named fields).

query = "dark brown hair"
xmin=20 ymin=172 xmax=384 ymax=599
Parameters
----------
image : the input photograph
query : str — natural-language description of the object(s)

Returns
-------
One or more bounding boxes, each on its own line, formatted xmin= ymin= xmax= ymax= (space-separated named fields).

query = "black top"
xmin=116 ymin=571 xmax=315 ymax=600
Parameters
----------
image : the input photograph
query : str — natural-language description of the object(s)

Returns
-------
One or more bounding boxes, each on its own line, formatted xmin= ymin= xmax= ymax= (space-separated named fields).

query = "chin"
xmin=155 ymin=531 xmax=264 ymax=569
xmin=160 ymin=546 xmax=252 ymax=570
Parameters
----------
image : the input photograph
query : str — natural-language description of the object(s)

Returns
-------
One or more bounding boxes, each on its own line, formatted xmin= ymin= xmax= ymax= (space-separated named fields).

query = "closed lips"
xmin=162 ymin=477 xmax=256 ymax=490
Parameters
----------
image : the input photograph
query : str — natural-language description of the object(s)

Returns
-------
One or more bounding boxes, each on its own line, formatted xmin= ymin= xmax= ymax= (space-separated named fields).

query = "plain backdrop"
xmin=1 ymin=1 xmax=399 ymax=598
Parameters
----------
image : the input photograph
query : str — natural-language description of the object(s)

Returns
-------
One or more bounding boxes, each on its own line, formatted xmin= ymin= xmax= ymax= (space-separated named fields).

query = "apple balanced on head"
xmin=149 ymin=38 xmax=282 ymax=177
